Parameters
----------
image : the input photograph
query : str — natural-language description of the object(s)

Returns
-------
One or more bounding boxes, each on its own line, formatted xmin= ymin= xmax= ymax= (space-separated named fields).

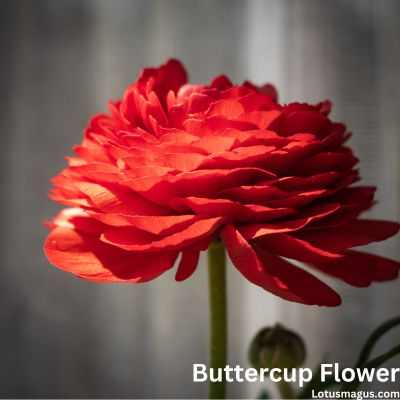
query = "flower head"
xmin=44 ymin=59 xmax=399 ymax=306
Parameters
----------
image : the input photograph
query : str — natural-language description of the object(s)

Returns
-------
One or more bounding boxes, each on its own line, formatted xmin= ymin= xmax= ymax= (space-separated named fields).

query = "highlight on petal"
xmin=90 ymin=213 xmax=198 ymax=235
xmin=100 ymin=217 xmax=224 ymax=252
xmin=240 ymin=203 xmax=340 ymax=239
xmin=44 ymin=227 xmax=178 ymax=283
xmin=256 ymin=233 xmax=343 ymax=264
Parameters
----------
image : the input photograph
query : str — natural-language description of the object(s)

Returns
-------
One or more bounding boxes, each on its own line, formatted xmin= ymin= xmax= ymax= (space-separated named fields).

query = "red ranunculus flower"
xmin=44 ymin=59 xmax=399 ymax=306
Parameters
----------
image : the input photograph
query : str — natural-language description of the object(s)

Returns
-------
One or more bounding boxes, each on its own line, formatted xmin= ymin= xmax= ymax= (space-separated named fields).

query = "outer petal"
xmin=221 ymin=225 xmax=341 ymax=306
xmin=256 ymin=233 xmax=343 ymax=264
xmin=70 ymin=181 xmax=170 ymax=215
xmin=295 ymin=220 xmax=400 ymax=252
xmin=44 ymin=227 xmax=177 ymax=282
xmin=310 ymin=250 xmax=400 ymax=287
xmin=269 ymin=108 xmax=330 ymax=137
xmin=175 ymin=250 xmax=200 ymax=281
xmin=296 ymin=151 xmax=358 ymax=175
xmin=240 ymin=203 xmax=340 ymax=239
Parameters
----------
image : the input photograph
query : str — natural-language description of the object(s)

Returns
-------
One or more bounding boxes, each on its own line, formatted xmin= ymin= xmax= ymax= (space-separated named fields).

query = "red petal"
xmin=240 ymin=203 xmax=340 ymax=239
xmin=91 ymin=213 xmax=197 ymax=235
xmin=256 ymin=249 xmax=341 ymax=306
xmin=229 ymin=129 xmax=287 ymax=148
xmin=193 ymin=135 xmax=237 ymax=154
xmin=297 ymin=151 xmax=358 ymax=175
xmin=258 ymin=83 xmax=278 ymax=102
xmin=310 ymin=250 xmax=400 ymax=287
xmin=271 ymin=109 xmax=330 ymax=137
xmin=156 ymin=151 xmax=205 ymax=171
xmin=126 ymin=167 xmax=276 ymax=205
xmin=256 ymin=233 xmax=343 ymax=264
xmin=221 ymin=225 xmax=341 ymax=306
xmin=175 ymin=250 xmax=200 ymax=281
xmin=238 ymin=110 xmax=281 ymax=129
xmin=74 ymin=181 xmax=169 ymax=215
xmin=210 ymin=75 xmax=233 ymax=90
xmin=101 ymin=217 xmax=224 ymax=252
xmin=208 ymin=99 xmax=244 ymax=119
xmin=199 ymin=145 xmax=276 ymax=170
xmin=49 ymin=208 xmax=104 ymax=233
xmin=274 ymin=172 xmax=341 ymax=191
xmin=69 ymin=163 xmax=122 ymax=184
xmin=44 ymin=227 xmax=177 ymax=282
xmin=137 ymin=59 xmax=188 ymax=101
xmin=183 ymin=116 xmax=257 ymax=136
xmin=74 ymin=137 xmax=111 ymax=163
xmin=295 ymin=220 xmax=400 ymax=252
xmin=358 ymin=251 xmax=400 ymax=282
xmin=220 ymin=185 xmax=288 ymax=204
xmin=171 ymin=196 xmax=295 ymax=222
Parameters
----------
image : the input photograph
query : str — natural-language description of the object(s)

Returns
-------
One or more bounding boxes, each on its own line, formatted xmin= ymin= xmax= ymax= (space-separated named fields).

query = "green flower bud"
xmin=249 ymin=324 xmax=306 ymax=370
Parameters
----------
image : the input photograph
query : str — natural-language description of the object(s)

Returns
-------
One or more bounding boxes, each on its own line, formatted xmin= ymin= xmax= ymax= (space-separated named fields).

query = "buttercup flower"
xmin=44 ymin=59 xmax=399 ymax=306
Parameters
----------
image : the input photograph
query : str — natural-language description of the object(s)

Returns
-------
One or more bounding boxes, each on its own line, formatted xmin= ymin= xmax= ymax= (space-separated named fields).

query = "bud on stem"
xmin=249 ymin=324 xmax=306 ymax=370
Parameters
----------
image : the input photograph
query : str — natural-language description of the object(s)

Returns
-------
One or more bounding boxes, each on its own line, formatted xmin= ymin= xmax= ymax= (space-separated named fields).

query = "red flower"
xmin=44 ymin=59 xmax=399 ymax=306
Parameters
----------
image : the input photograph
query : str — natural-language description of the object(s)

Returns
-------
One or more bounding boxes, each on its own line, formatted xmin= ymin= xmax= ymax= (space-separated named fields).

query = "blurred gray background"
xmin=1 ymin=0 xmax=399 ymax=398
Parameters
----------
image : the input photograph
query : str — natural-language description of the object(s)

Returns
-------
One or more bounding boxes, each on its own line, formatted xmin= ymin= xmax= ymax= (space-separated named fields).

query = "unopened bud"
xmin=249 ymin=324 xmax=306 ymax=369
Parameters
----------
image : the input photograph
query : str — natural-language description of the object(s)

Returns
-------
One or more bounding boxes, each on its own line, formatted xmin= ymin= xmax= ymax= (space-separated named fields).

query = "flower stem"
xmin=208 ymin=241 xmax=227 ymax=399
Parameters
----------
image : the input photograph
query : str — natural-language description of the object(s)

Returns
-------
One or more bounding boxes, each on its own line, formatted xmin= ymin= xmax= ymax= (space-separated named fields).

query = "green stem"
xmin=341 ymin=343 xmax=400 ymax=391
xmin=277 ymin=380 xmax=295 ymax=399
xmin=208 ymin=241 xmax=227 ymax=399
xmin=355 ymin=316 xmax=400 ymax=367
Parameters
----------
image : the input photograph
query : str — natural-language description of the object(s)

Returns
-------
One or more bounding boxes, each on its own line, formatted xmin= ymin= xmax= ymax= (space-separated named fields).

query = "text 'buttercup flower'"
xmin=44 ymin=59 xmax=399 ymax=306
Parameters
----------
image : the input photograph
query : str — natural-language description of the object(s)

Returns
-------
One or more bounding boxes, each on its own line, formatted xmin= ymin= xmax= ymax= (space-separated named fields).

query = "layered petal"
xmin=45 ymin=227 xmax=178 ymax=282
xmin=309 ymin=250 xmax=400 ymax=287
xmin=221 ymin=225 xmax=341 ymax=306
xmin=100 ymin=217 xmax=224 ymax=252
xmin=294 ymin=220 xmax=400 ymax=252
